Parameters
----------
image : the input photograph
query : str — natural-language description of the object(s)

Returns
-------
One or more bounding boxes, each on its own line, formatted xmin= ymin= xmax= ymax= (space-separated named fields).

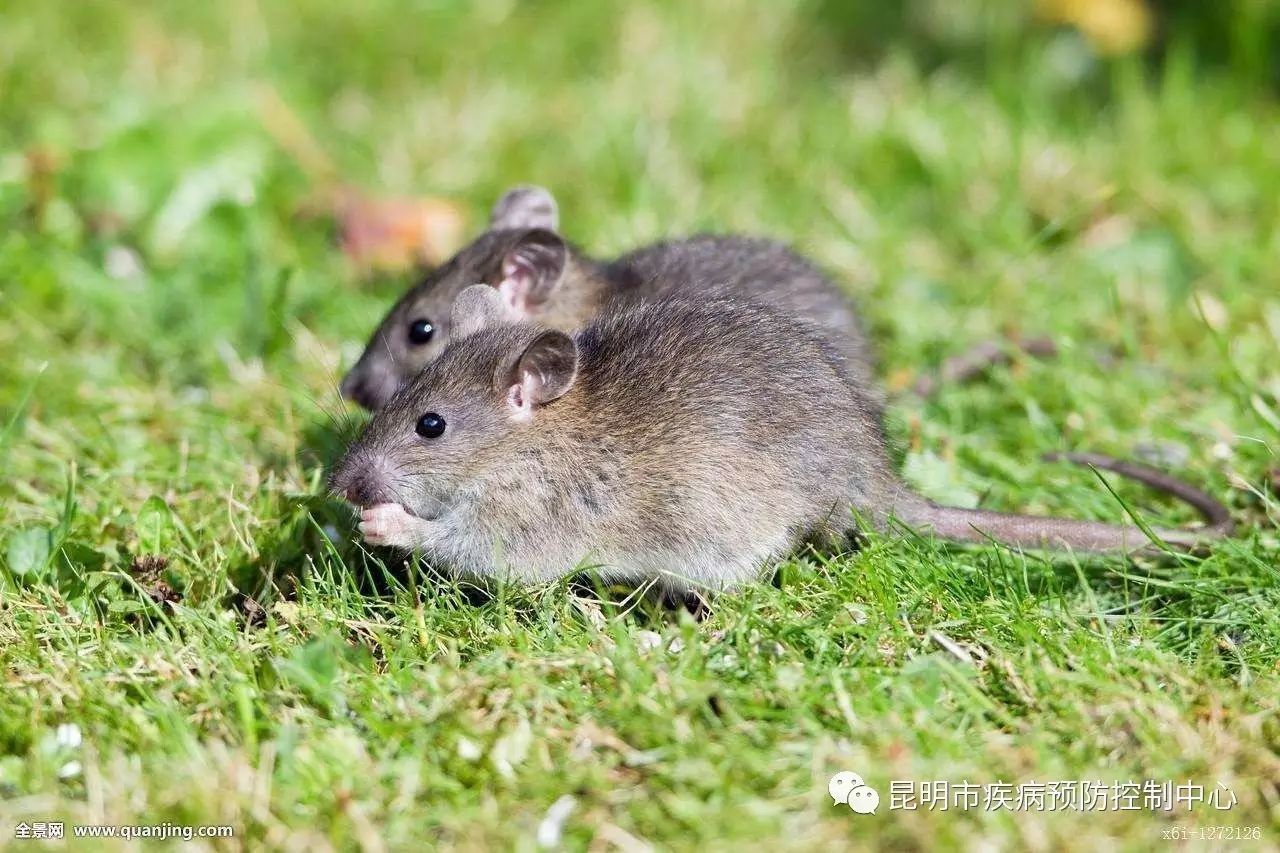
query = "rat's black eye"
xmin=408 ymin=318 xmax=435 ymax=345
xmin=416 ymin=412 xmax=446 ymax=438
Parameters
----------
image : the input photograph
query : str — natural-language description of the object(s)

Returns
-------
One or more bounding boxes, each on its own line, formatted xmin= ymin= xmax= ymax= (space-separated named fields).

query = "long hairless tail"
xmin=1043 ymin=452 xmax=1234 ymax=535
xmin=895 ymin=451 xmax=1233 ymax=553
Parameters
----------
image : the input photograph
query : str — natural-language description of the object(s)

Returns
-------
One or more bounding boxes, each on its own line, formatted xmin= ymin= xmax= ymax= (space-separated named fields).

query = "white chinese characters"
xmin=886 ymin=780 xmax=1238 ymax=812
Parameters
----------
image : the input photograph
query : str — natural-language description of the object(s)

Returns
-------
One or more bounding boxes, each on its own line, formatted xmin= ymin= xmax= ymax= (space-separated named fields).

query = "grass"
xmin=2 ymin=0 xmax=1279 ymax=849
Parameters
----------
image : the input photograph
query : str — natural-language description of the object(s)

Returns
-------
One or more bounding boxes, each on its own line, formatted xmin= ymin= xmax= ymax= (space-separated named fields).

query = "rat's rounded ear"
xmin=501 ymin=329 xmax=578 ymax=420
xmin=490 ymin=185 xmax=559 ymax=232
xmin=451 ymin=284 xmax=509 ymax=339
xmin=496 ymin=229 xmax=567 ymax=316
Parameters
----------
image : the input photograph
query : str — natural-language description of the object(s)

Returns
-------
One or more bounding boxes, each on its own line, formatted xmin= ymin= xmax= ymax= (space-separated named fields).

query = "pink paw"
xmin=358 ymin=503 xmax=416 ymax=547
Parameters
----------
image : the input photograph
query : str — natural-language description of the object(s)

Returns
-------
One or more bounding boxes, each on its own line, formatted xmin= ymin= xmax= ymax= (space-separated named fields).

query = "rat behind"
xmin=339 ymin=185 xmax=881 ymax=413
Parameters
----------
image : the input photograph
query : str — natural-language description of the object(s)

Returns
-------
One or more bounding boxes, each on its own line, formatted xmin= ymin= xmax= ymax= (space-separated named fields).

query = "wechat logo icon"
xmin=828 ymin=771 xmax=880 ymax=815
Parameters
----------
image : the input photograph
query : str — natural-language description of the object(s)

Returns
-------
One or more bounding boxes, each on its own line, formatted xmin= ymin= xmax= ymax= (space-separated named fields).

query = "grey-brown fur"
xmin=605 ymin=234 xmax=880 ymax=404
xmin=331 ymin=290 xmax=1229 ymax=593
xmin=339 ymin=185 xmax=879 ymax=413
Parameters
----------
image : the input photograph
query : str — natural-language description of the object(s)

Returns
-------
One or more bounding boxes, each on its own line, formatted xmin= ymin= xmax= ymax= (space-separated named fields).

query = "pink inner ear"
xmin=507 ymin=382 xmax=525 ymax=410
xmin=506 ymin=373 xmax=539 ymax=421
xmin=499 ymin=256 xmax=535 ymax=315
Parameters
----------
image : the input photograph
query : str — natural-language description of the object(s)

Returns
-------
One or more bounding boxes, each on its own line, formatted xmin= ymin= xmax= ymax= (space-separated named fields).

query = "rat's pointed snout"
xmin=338 ymin=370 xmax=360 ymax=402
xmin=329 ymin=452 xmax=396 ymax=508
xmin=339 ymin=348 xmax=404 ymax=410
xmin=340 ymin=369 xmax=389 ymax=412
xmin=327 ymin=460 xmax=355 ymax=502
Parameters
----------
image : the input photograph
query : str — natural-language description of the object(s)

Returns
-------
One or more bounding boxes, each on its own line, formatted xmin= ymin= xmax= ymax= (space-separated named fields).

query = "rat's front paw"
xmin=358 ymin=503 xmax=421 ymax=549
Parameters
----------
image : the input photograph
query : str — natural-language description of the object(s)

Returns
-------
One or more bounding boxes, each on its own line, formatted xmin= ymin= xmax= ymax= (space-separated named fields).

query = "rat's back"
xmin=604 ymin=235 xmax=882 ymax=410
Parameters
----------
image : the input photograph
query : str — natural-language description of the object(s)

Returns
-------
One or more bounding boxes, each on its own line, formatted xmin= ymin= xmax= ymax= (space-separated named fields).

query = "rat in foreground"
xmin=339 ymin=185 xmax=881 ymax=412
xmin=330 ymin=286 xmax=1232 ymax=592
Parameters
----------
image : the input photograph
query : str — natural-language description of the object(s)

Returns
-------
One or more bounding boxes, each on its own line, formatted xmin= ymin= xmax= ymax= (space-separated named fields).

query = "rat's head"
xmin=340 ymin=185 xmax=575 ymax=410
xmin=331 ymin=285 xmax=579 ymax=520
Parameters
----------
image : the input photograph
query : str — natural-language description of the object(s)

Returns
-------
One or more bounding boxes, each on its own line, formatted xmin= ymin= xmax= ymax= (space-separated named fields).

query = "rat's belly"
xmin=434 ymin=504 xmax=809 ymax=592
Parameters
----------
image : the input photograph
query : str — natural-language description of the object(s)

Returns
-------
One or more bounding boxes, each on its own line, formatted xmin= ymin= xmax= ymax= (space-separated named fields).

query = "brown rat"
xmin=329 ymin=286 xmax=1232 ymax=592
xmin=339 ymin=185 xmax=881 ymax=413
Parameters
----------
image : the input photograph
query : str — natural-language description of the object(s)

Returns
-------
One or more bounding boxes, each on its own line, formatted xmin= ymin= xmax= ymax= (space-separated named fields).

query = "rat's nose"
xmin=341 ymin=372 xmax=386 ymax=411
xmin=329 ymin=453 xmax=395 ymax=508
xmin=339 ymin=370 xmax=359 ymax=400
xmin=336 ymin=470 xmax=394 ymax=508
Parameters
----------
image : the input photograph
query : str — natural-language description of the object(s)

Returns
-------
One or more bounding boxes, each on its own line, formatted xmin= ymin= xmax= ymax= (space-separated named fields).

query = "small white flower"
xmin=456 ymin=737 xmax=482 ymax=761
xmin=58 ymin=760 xmax=82 ymax=779
xmin=105 ymin=245 xmax=144 ymax=280
xmin=635 ymin=631 xmax=662 ymax=653
xmin=54 ymin=724 xmax=82 ymax=749
xmin=536 ymin=795 xmax=577 ymax=848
